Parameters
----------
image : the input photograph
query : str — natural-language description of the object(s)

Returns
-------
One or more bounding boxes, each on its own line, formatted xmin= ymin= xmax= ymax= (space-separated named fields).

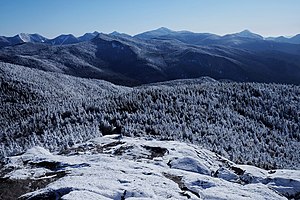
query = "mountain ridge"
xmin=1 ymin=26 xmax=300 ymax=200
xmin=1 ymin=30 xmax=300 ymax=86
xmin=1 ymin=28 xmax=300 ymax=48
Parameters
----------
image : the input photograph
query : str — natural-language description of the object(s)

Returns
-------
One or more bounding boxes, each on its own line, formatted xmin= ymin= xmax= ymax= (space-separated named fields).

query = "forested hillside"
xmin=1 ymin=62 xmax=299 ymax=169
xmin=0 ymin=62 xmax=130 ymax=157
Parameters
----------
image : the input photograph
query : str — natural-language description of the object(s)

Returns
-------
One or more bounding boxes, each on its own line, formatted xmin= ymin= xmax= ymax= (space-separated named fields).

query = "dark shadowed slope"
xmin=1 ymin=32 xmax=300 ymax=85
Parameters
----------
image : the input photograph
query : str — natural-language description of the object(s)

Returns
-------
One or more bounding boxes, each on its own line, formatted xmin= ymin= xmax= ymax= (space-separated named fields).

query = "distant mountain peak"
xmin=1 ymin=29 xmax=300 ymax=48
xmin=146 ymin=27 xmax=174 ymax=34
xmin=61 ymin=33 xmax=75 ymax=37
xmin=156 ymin=27 xmax=173 ymax=32
xmin=81 ymin=31 xmax=99 ymax=36
xmin=239 ymin=29 xmax=252 ymax=34
xmin=110 ymin=31 xmax=121 ymax=35
xmin=78 ymin=32 xmax=100 ymax=42
xmin=47 ymin=34 xmax=79 ymax=45
xmin=109 ymin=31 xmax=131 ymax=38
xmin=15 ymin=33 xmax=47 ymax=43
xmin=134 ymin=27 xmax=175 ymax=39
xmin=109 ymin=31 xmax=124 ymax=36
xmin=230 ymin=29 xmax=263 ymax=39
xmin=18 ymin=33 xmax=29 ymax=37
xmin=292 ymin=34 xmax=300 ymax=39
xmin=17 ymin=33 xmax=31 ymax=42
xmin=153 ymin=27 xmax=175 ymax=34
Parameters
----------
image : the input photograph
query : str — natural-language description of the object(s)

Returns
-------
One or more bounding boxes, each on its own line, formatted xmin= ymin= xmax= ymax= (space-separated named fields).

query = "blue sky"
xmin=0 ymin=0 xmax=299 ymax=38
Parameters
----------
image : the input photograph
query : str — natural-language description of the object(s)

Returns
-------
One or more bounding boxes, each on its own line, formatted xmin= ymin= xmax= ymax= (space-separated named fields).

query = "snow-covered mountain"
xmin=1 ymin=135 xmax=299 ymax=199
xmin=1 ymin=27 xmax=300 ymax=200
xmin=134 ymin=27 xmax=176 ymax=39
xmin=17 ymin=33 xmax=47 ymax=43
xmin=225 ymin=30 xmax=264 ymax=40
xmin=290 ymin=34 xmax=300 ymax=44
xmin=78 ymin=31 xmax=99 ymax=42
xmin=0 ymin=33 xmax=47 ymax=46
xmin=109 ymin=31 xmax=132 ymax=38
xmin=46 ymin=34 xmax=79 ymax=45
xmin=0 ymin=61 xmax=300 ymax=199
xmin=1 ymin=62 xmax=299 ymax=170
xmin=134 ymin=27 xmax=219 ymax=45
xmin=0 ymin=32 xmax=98 ymax=47
xmin=1 ymin=28 xmax=300 ymax=48
xmin=267 ymin=34 xmax=300 ymax=44
xmin=1 ymin=30 xmax=300 ymax=86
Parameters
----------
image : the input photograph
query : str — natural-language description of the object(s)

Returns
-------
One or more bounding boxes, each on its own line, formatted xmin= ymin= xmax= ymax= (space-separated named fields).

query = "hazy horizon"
xmin=1 ymin=0 xmax=299 ymax=38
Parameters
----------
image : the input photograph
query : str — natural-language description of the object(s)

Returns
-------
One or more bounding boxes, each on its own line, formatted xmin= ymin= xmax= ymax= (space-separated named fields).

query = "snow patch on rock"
xmin=1 ymin=136 xmax=298 ymax=200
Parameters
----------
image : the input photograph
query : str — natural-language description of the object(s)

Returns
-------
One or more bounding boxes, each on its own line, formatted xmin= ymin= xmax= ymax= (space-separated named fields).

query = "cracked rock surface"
xmin=1 ymin=135 xmax=299 ymax=200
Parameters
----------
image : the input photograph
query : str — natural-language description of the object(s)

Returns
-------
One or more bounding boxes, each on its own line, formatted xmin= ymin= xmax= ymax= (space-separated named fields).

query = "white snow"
xmin=169 ymin=157 xmax=211 ymax=175
xmin=238 ymin=165 xmax=300 ymax=197
xmin=18 ymin=33 xmax=31 ymax=42
xmin=1 ymin=136 xmax=299 ymax=199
